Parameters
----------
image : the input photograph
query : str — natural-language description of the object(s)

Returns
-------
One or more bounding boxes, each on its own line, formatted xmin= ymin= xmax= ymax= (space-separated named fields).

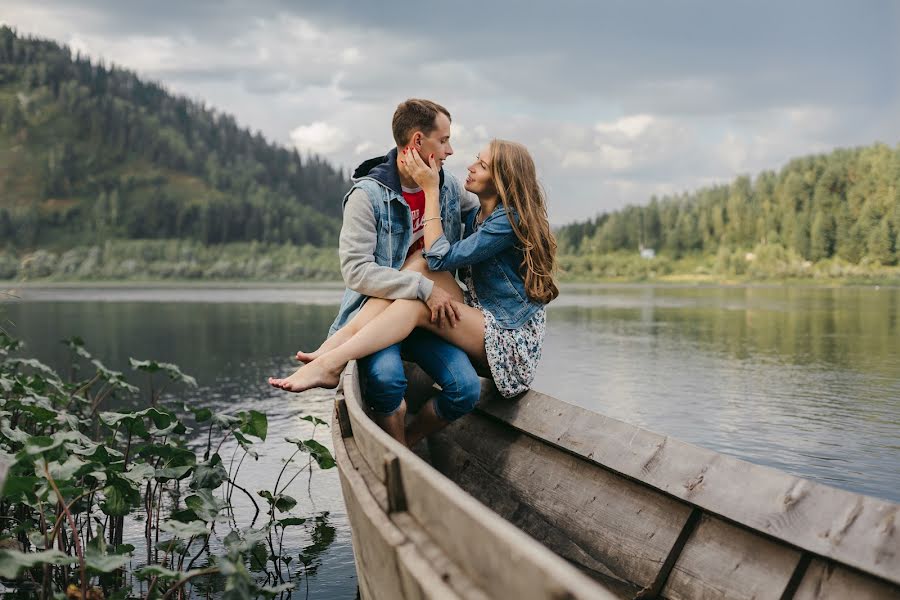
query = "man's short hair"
xmin=392 ymin=99 xmax=451 ymax=147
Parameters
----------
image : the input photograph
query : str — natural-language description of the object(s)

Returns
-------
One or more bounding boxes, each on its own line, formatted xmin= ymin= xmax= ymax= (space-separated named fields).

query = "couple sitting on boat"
xmin=269 ymin=98 xmax=559 ymax=447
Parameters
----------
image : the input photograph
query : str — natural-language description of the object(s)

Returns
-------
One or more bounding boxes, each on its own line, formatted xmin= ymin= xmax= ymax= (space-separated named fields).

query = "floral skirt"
xmin=464 ymin=276 xmax=546 ymax=398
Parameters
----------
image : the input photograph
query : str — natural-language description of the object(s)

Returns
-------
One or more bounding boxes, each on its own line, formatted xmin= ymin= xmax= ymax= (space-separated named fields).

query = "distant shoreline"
xmin=3 ymin=276 xmax=897 ymax=290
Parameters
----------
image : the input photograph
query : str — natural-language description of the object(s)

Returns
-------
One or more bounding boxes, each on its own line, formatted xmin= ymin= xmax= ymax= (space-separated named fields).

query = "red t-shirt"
xmin=402 ymin=186 xmax=426 ymax=259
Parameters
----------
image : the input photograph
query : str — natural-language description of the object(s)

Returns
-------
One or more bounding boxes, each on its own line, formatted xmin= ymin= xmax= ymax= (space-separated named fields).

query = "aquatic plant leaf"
xmin=231 ymin=431 xmax=258 ymax=459
xmin=0 ymin=548 xmax=73 ymax=578
xmin=238 ymin=410 xmax=267 ymax=441
xmin=275 ymin=495 xmax=296 ymax=513
xmin=184 ymin=404 xmax=212 ymax=423
xmin=129 ymin=358 xmax=198 ymax=387
xmin=185 ymin=489 xmax=227 ymax=522
xmin=101 ymin=479 xmax=141 ymax=517
xmin=248 ymin=541 xmax=268 ymax=572
xmin=285 ymin=438 xmax=335 ymax=470
xmin=136 ymin=564 xmax=182 ymax=580
xmin=159 ymin=519 xmax=209 ymax=539
xmin=299 ymin=415 xmax=328 ymax=427
xmin=154 ymin=464 xmax=194 ymax=481
xmin=190 ymin=454 xmax=227 ymax=490
xmin=85 ymin=546 xmax=130 ymax=573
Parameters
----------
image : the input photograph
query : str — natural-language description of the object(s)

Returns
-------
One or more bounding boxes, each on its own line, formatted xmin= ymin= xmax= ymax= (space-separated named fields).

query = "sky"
xmin=2 ymin=1 xmax=898 ymax=225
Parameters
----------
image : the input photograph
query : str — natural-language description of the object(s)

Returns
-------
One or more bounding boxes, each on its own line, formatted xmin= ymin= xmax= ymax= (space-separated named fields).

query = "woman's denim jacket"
xmin=423 ymin=205 xmax=543 ymax=329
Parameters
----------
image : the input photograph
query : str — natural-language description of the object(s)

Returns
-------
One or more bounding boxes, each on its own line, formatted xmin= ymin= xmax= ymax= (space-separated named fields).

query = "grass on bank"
xmin=2 ymin=240 xmax=899 ymax=286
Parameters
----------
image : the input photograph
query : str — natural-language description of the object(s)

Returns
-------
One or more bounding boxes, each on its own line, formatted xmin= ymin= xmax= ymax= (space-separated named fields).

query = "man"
xmin=328 ymin=99 xmax=481 ymax=446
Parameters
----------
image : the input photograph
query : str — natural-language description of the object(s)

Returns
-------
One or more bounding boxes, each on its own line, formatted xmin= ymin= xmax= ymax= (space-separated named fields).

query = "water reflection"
xmin=3 ymin=283 xmax=899 ymax=593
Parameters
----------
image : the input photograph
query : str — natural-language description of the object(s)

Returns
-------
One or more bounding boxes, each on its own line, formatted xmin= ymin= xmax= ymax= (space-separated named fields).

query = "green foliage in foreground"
xmin=0 ymin=239 xmax=341 ymax=281
xmin=0 ymin=333 xmax=336 ymax=599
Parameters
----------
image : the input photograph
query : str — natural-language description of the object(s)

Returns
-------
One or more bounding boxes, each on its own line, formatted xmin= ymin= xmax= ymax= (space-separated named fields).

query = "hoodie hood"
xmin=352 ymin=147 xmax=445 ymax=195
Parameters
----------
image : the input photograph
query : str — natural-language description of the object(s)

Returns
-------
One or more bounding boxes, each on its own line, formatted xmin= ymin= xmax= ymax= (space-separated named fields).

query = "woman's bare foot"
xmin=295 ymin=349 xmax=321 ymax=363
xmin=268 ymin=359 xmax=343 ymax=393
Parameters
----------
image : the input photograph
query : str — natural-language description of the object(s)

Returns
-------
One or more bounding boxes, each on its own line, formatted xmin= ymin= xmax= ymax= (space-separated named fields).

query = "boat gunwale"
xmin=469 ymin=382 xmax=899 ymax=587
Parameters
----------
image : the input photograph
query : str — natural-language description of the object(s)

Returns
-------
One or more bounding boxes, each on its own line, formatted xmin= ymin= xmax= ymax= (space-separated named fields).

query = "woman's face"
xmin=465 ymin=144 xmax=497 ymax=198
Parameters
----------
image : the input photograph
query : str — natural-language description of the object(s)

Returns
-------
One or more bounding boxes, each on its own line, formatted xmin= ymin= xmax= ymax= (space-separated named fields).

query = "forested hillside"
xmin=557 ymin=143 xmax=900 ymax=271
xmin=0 ymin=26 xmax=348 ymax=250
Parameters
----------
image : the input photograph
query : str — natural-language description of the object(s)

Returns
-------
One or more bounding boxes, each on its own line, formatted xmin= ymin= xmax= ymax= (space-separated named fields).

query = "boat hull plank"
xmin=661 ymin=513 xmax=801 ymax=600
xmin=793 ymin=559 xmax=900 ymax=600
xmin=429 ymin=411 xmax=695 ymax=593
xmin=476 ymin=387 xmax=900 ymax=585
xmin=339 ymin=362 xmax=618 ymax=600
xmin=333 ymin=415 xmax=415 ymax=600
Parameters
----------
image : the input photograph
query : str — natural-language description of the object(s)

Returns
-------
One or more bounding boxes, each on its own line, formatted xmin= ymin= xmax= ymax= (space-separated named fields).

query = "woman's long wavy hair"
xmin=488 ymin=139 xmax=559 ymax=304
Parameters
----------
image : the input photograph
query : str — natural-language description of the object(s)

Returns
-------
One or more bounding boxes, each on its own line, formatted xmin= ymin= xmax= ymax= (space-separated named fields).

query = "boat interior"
xmin=333 ymin=361 xmax=899 ymax=600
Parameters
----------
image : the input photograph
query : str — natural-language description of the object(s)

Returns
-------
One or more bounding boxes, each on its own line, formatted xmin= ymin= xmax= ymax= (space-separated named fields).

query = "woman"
xmin=268 ymin=139 xmax=558 ymax=402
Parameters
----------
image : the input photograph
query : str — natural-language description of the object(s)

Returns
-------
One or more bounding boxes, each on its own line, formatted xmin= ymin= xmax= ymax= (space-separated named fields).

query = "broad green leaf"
xmin=272 ymin=494 xmax=297 ymax=513
xmin=232 ymin=431 xmax=258 ymax=459
xmin=122 ymin=463 xmax=155 ymax=486
xmin=130 ymin=358 xmax=198 ymax=387
xmin=190 ymin=454 xmax=227 ymax=490
xmin=184 ymin=489 xmax=227 ymax=522
xmin=238 ymin=410 xmax=267 ymax=441
xmin=276 ymin=517 xmax=306 ymax=527
xmin=184 ymin=404 xmax=212 ymax=423
xmin=299 ymin=415 xmax=328 ymax=427
xmin=248 ymin=541 xmax=268 ymax=572
xmin=286 ymin=438 xmax=336 ymax=470
xmin=154 ymin=465 xmax=194 ymax=481
xmin=159 ymin=519 xmax=209 ymax=539
xmin=85 ymin=546 xmax=130 ymax=573
xmin=136 ymin=564 xmax=182 ymax=580
xmin=0 ymin=548 xmax=73 ymax=578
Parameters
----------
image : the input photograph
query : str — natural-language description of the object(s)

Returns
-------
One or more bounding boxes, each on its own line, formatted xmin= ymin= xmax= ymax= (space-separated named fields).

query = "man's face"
xmin=415 ymin=112 xmax=453 ymax=169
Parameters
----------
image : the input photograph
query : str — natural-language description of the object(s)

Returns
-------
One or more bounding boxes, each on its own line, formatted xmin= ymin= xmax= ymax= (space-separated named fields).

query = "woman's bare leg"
xmin=269 ymin=297 xmax=486 ymax=392
xmin=295 ymin=255 xmax=464 ymax=362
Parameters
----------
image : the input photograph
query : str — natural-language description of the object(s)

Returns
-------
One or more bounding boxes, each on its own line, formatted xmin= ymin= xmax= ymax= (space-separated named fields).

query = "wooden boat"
xmin=332 ymin=361 xmax=900 ymax=600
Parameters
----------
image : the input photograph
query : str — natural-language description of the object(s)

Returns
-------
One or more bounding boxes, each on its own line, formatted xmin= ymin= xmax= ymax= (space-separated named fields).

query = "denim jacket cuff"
xmin=422 ymin=234 xmax=451 ymax=261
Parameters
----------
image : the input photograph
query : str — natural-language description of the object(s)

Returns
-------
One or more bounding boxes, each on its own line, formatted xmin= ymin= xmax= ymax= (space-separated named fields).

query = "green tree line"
xmin=557 ymin=143 xmax=900 ymax=267
xmin=0 ymin=26 xmax=348 ymax=249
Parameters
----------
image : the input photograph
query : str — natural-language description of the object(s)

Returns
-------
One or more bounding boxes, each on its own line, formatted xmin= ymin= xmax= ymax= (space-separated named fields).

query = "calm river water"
xmin=3 ymin=283 xmax=899 ymax=598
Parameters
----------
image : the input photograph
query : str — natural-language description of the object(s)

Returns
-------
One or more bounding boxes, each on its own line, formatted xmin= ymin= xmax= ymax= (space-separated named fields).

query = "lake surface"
xmin=3 ymin=283 xmax=899 ymax=598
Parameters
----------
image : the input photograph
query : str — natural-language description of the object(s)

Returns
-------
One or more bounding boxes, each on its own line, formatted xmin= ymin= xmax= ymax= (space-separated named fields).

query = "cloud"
xmin=1 ymin=0 xmax=897 ymax=225
xmin=290 ymin=122 xmax=348 ymax=155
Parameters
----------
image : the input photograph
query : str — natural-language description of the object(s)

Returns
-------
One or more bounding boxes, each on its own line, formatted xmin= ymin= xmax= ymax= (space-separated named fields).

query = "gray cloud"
xmin=2 ymin=0 xmax=897 ymax=224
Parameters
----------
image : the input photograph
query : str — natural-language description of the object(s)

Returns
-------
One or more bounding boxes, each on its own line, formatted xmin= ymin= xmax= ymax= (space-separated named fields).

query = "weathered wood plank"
xmin=332 ymin=408 xmax=407 ymax=600
xmin=476 ymin=387 xmax=900 ymax=585
xmin=342 ymin=361 xmax=395 ymax=483
xmin=396 ymin=444 xmax=620 ymax=599
xmin=793 ymin=558 xmax=900 ymax=600
xmin=393 ymin=512 xmax=490 ymax=600
xmin=429 ymin=413 xmax=693 ymax=593
xmin=661 ymin=514 xmax=801 ymax=600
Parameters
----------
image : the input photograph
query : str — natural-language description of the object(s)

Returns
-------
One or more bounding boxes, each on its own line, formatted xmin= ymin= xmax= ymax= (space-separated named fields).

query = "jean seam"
xmin=425 ymin=342 xmax=463 ymax=421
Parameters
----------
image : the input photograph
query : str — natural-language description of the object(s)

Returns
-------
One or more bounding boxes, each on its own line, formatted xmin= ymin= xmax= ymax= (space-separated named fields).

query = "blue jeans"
xmin=358 ymin=328 xmax=481 ymax=422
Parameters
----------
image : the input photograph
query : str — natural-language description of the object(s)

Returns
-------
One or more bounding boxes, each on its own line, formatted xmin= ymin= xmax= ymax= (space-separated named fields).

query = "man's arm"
xmin=339 ymin=188 xmax=434 ymax=301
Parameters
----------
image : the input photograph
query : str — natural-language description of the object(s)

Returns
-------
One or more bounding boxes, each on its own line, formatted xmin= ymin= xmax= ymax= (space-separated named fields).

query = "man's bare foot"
xmin=268 ymin=360 xmax=342 ymax=392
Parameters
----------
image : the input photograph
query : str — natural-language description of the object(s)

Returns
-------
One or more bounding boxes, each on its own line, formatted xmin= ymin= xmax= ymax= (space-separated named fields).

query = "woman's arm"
xmin=423 ymin=211 xmax=517 ymax=271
